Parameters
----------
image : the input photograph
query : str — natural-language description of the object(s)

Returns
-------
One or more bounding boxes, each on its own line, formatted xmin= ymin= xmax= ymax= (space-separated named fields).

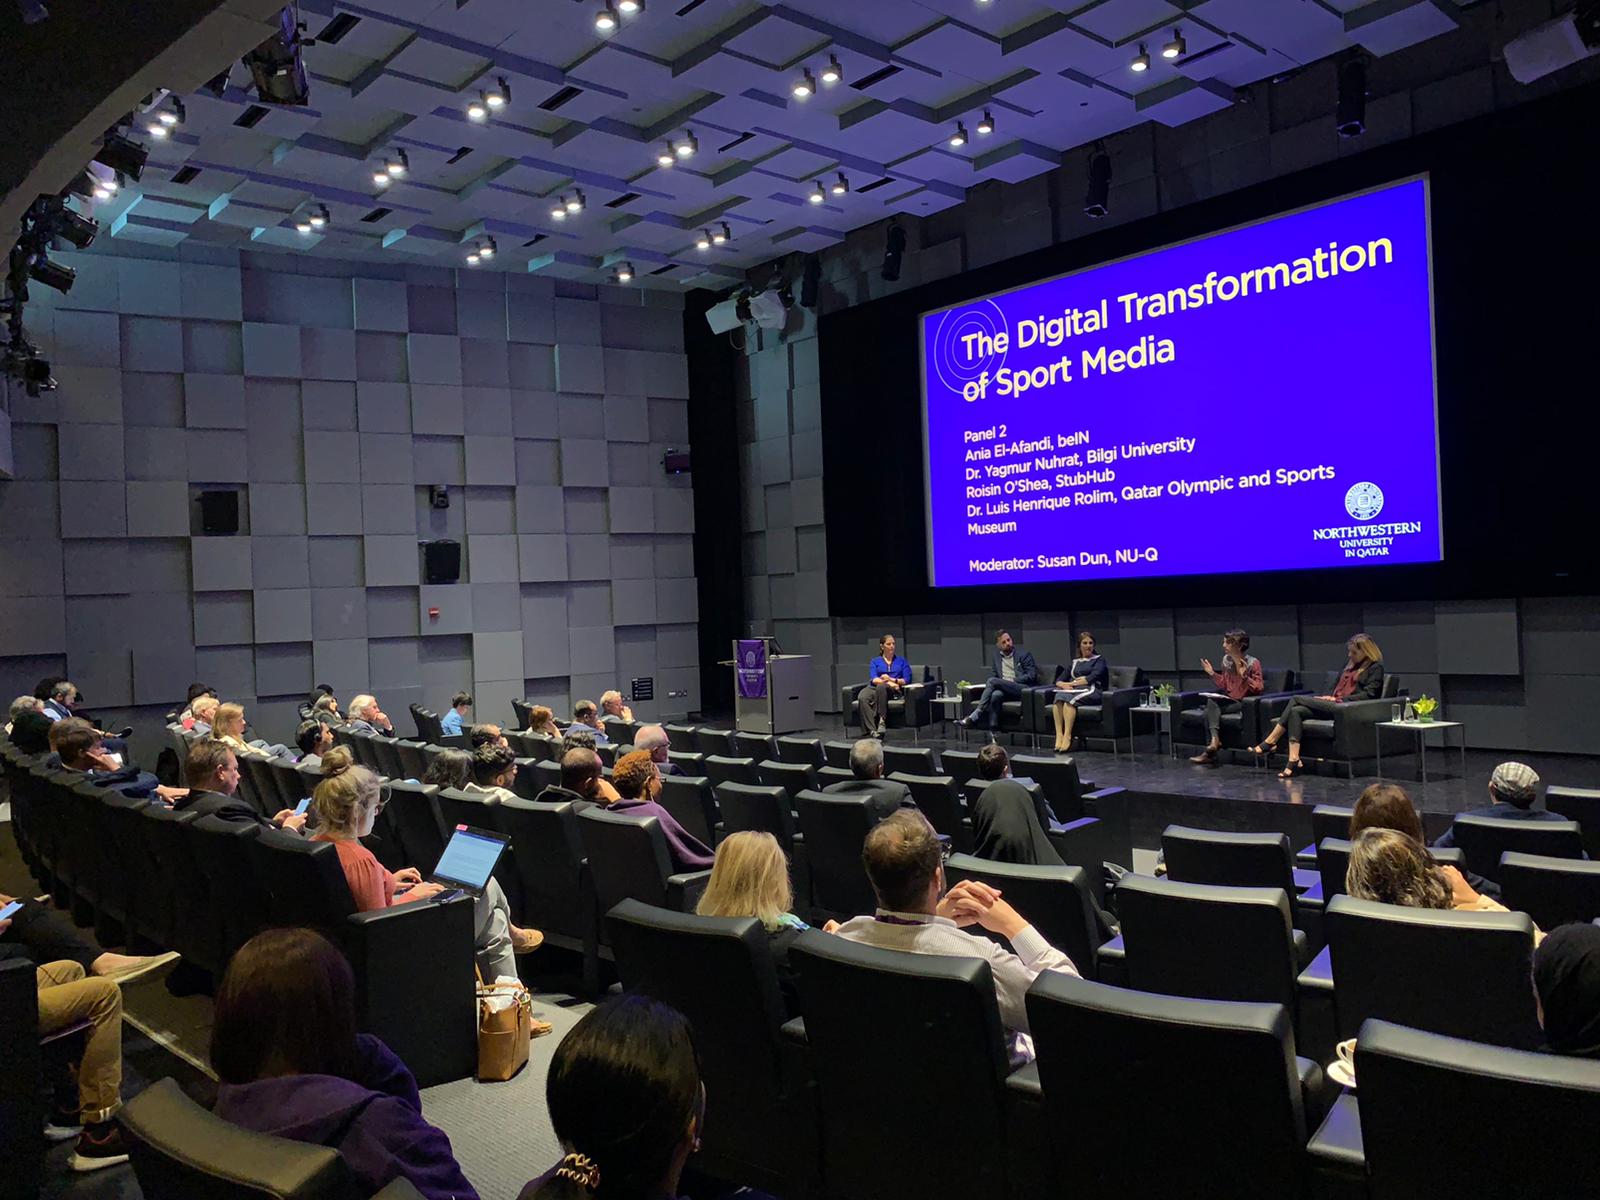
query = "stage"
xmin=783 ymin=719 xmax=1600 ymax=864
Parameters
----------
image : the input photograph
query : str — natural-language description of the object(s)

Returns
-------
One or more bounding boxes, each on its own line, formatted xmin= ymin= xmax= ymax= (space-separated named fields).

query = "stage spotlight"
xmin=243 ymin=6 xmax=310 ymax=105
xmin=615 ymin=261 xmax=634 ymax=283
xmin=1084 ymin=143 xmax=1111 ymax=218
xmin=809 ymin=182 xmax=826 ymax=204
xmin=373 ymin=168 xmax=390 ymax=186
xmin=309 ymin=205 xmax=328 ymax=228
xmin=1162 ymin=28 xmax=1185 ymax=59
xmin=566 ymin=189 xmax=585 ymax=213
xmin=94 ymin=132 xmax=147 ymax=181
xmin=595 ymin=3 xmax=618 ymax=33
xmin=466 ymin=250 xmax=481 ymax=265
xmin=55 ymin=206 xmax=98 ymax=250
xmin=1130 ymin=43 xmax=1150 ymax=72
xmin=821 ymin=54 xmax=842 ymax=85
xmin=831 ymin=172 xmax=848 ymax=195
xmin=714 ymin=222 xmax=730 ymax=244
xmin=881 ymin=220 xmax=906 ymax=282
xmin=478 ymin=237 xmax=495 ymax=260
xmin=467 ymin=93 xmax=488 ymax=121
xmin=552 ymin=197 xmax=567 ymax=220
xmin=296 ymin=219 xmax=312 ymax=234
xmin=1336 ymin=56 xmax=1367 ymax=139
xmin=792 ymin=68 xmax=815 ymax=98
xmin=976 ymin=110 xmax=994 ymax=135
xmin=29 ymin=254 xmax=76 ymax=294
xmin=696 ymin=230 xmax=711 ymax=251
xmin=657 ymin=144 xmax=675 ymax=167
xmin=949 ymin=121 xmax=967 ymax=147
xmin=675 ymin=129 xmax=697 ymax=158
xmin=386 ymin=148 xmax=408 ymax=177
xmin=618 ymin=0 xmax=641 ymax=12
xmin=486 ymin=77 xmax=510 ymax=108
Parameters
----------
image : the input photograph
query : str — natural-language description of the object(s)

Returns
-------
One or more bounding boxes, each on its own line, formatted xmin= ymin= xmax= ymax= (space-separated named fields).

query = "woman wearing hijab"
xmin=971 ymin=778 xmax=1065 ymax=867
xmin=1534 ymin=923 xmax=1600 ymax=1059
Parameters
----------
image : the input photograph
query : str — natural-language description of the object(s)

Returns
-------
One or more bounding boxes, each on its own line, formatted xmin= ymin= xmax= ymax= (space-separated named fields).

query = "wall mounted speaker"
xmin=422 ymin=539 xmax=461 ymax=584
xmin=198 ymin=489 xmax=240 ymax=535
xmin=429 ymin=484 xmax=450 ymax=509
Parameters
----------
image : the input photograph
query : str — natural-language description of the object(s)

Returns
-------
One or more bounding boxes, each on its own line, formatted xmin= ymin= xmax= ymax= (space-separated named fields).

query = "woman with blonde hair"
xmin=209 ymin=702 xmax=288 ymax=758
xmin=696 ymin=831 xmax=809 ymax=1015
xmin=1253 ymin=632 xmax=1386 ymax=778
xmin=310 ymin=747 xmax=549 ymax=997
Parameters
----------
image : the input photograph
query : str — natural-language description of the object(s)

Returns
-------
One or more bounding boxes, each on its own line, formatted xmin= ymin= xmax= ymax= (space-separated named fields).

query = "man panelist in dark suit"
xmin=822 ymin=738 xmax=916 ymax=823
xmin=960 ymin=630 xmax=1039 ymax=732
xmin=172 ymin=740 xmax=307 ymax=833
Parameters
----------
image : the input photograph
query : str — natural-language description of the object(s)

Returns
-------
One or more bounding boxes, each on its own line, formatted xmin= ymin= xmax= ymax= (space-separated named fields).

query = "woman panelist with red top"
xmin=1252 ymin=633 xmax=1385 ymax=778
xmin=1188 ymin=629 xmax=1264 ymax=767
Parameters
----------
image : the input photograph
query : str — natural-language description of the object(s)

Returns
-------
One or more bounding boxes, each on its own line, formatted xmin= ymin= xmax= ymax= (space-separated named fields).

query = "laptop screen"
xmin=432 ymin=825 xmax=508 ymax=892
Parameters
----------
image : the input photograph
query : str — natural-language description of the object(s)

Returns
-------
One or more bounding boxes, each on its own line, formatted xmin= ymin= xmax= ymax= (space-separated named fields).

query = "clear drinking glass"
xmin=1391 ymin=703 xmax=1402 ymax=723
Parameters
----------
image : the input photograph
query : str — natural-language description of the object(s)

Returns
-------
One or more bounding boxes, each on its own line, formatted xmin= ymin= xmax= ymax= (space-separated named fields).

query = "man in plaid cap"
xmin=1435 ymin=761 xmax=1566 ymax=848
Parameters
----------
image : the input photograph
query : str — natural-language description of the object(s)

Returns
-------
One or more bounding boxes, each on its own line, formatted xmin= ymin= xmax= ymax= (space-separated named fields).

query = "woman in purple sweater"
xmin=210 ymin=928 xmax=479 ymax=1200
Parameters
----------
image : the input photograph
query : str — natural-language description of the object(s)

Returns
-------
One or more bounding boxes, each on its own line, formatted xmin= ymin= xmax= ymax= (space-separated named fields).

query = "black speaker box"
xmin=198 ymin=489 xmax=240 ymax=535
xmin=423 ymin=539 xmax=461 ymax=584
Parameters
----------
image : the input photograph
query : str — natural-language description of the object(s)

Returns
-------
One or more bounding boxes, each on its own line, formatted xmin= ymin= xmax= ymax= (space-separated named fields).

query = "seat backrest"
xmin=890 ymin=773 xmax=969 ymax=852
xmin=382 ymin=781 xmax=447 ymax=872
xmin=756 ymin=758 xmax=815 ymax=799
xmin=1498 ymin=851 xmax=1600 ymax=929
xmin=1317 ymin=837 xmax=1353 ymax=900
xmin=821 ymin=740 xmax=856 ymax=768
xmin=1326 ymin=894 xmax=1541 ymax=1048
xmin=530 ymin=760 xmax=562 ymax=796
xmin=1355 ymin=1018 xmax=1600 ymax=1199
xmin=1261 ymin=667 xmax=1295 ymax=692
xmin=237 ymin=756 xmax=276 ymax=816
xmin=369 ymin=736 xmax=404 ymax=781
xmin=882 ymin=745 xmax=938 ymax=777
xmin=1027 ymin=974 xmax=1305 ymax=1199
xmin=187 ymin=816 xmax=268 ymax=969
xmin=1107 ymin=664 xmax=1144 ymax=690
xmin=0 ymin=958 xmax=43 ymax=1200
xmin=1545 ymin=786 xmax=1600 ymax=859
xmin=434 ymin=787 xmax=497 ymax=836
xmin=248 ymin=828 xmax=358 ymax=930
xmin=775 ymin=736 xmax=825 ymax=768
xmin=497 ymin=798 xmax=593 ymax=941
xmin=703 ymin=754 xmax=761 ymax=788
xmin=1162 ymin=825 xmax=1295 ymax=896
xmin=733 ymin=731 xmax=776 ymax=761
xmin=1116 ymin=875 xmax=1299 ymax=1012
xmin=939 ymin=748 xmax=982 ymax=788
xmin=713 ymin=783 xmax=796 ymax=852
xmin=578 ymin=806 xmax=675 ymax=914
xmin=121 ymin=1077 xmax=363 ymax=1200
xmin=794 ymin=791 xmax=878 ymax=916
xmin=790 ymin=930 xmax=1011 ymax=1199
xmin=694 ymin=727 xmax=738 ymax=757
xmin=265 ymin=758 xmax=310 ymax=808
xmin=944 ymin=854 xmax=1100 ymax=975
xmin=663 ymin=723 xmax=698 ymax=751
xmin=1449 ymin=813 xmax=1584 ymax=881
xmin=657 ymin=775 xmax=717 ymax=847
xmin=1381 ymin=673 xmax=1402 ymax=698
xmin=1311 ymin=804 xmax=1356 ymax=849
xmin=1009 ymin=755 xmax=1087 ymax=821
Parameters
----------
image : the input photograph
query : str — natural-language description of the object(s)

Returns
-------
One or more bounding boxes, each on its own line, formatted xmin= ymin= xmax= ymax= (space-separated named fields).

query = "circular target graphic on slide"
xmin=929 ymin=300 xmax=1008 ymax=392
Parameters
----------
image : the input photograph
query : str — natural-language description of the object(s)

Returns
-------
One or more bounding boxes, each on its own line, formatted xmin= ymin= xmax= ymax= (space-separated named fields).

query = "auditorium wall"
xmin=0 ymin=247 xmax=700 ymax=746
xmin=732 ymin=22 xmax=1600 ymax=754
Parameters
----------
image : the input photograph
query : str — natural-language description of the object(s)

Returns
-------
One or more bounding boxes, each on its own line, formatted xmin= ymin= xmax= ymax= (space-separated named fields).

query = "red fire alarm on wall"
xmin=428 ymin=607 xmax=440 ymax=621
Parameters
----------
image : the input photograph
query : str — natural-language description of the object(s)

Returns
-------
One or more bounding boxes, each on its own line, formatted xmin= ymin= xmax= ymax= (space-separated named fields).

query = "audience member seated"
xmin=422 ymin=748 xmax=473 ymax=791
xmin=346 ymin=695 xmax=396 ymax=737
xmin=188 ymin=695 xmax=219 ymax=736
xmin=976 ymin=744 xmax=1059 ymax=824
xmin=833 ymin=809 xmax=1079 ymax=1063
xmin=541 ymin=747 xmax=619 ymax=809
xmin=6 ymin=693 xmax=42 ymax=734
xmin=1533 ymin=923 xmax=1600 ymax=1060
xmin=526 ymin=705 xmax=560 ymax=738
xmin=570 ymin=701 xmax=611 ymax=744
xmin=634 ymin=724 xmax=681 ymax=776
xmin=469 ymin=723 xmax=508 ymax=750
xmin=295 ymin=719 xmax=332 ymax=769
xmin=174 ymin=741 xmax=307 ymax=832
xmin=312 ymin=694 xmax=342 ymax=725
xmin=465 ymin=744 xmax=518 ymax=804
xmin=520 ymin=995 xmax=703 ymax=1200
xmin=562 ymin=726 xmax=598 ymax=753
xmin=695 ymin=831 xmax=810 ymax=1017
xmin=176 ymin=682 xmax=218 ymax=729
xmin=971 ymin=775 xmax=1066 ymax=867
xmin=50 ymin=717 xmax=183 ymax=802
xmin=1252 ymin=632 xmax=1385 ymax=778
xmin=210 ymin=928 xmax=481 ymax=1200
xmin=296 ymin=684 xmax=338 ymax=723
xmin=599 ymin=690 xmax=634 ymax=723
xmin=1351 ymin=781 xmax=1498 ymax=897
xmin=42 ymin=679 xmax=79 ymax=721
xmin=210 ymin=701 xmax=288 ymax=759
xmin=309 ymin=747 xmax=543 ymax=977
xmin=7 ymin=707 xmax=53 ymax=754
xmin=820 ymin=738 xmax=914 ymax=822
xmin=440 ymin=692 xmax=473 ymax=738
xmin=1187 ymin=628 xmax=1265 ymax=766
xmin=0 ymin=892 xmax=174 ymax=982
xmin=606 ymin=752 xmax=714 ymax=871
xmin=1434 ymin=761 xmax=1564 ymax=849
xmin=1346 ymin=827 xmax=1522 ymax=922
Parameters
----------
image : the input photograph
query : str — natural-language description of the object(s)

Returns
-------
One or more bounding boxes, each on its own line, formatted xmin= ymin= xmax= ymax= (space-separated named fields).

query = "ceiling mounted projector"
xmin=1502 ymin=8 xmax=1600 ymax=82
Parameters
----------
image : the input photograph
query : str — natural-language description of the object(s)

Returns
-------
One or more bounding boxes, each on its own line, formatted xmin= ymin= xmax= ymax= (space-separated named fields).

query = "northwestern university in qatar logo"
xmin=1344 ymin=481 xmax=1385 ymax=522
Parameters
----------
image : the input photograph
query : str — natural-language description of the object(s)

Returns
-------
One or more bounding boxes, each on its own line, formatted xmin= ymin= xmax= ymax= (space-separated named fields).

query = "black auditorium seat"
xmin=794 ymin=791 xmax=878 ymax=919
xmin=657 ymin=774 xmax=719 ymax=847
xmin=1297 ymin=803 xmax=1355 ymax=866
xmin=775 ymin=736 xmax=825 ymax=768
xmin=939 ymin=747 xmax=982 ymax=789
xmin=703 ymin=755 xmax=761 ymax=789
xmin=757 ymin=758 xmax=816 ymax=801
xmin=497 ymin=798 xmax=602 ymax=994
xmin=714 ymin=783 xmax=801 ymax=859
xmin=1546 ymin=785 xmax=1600 ymax=859
xmin=187 ymin=816 xmax=269 ymax=971
xmin=1 ymin=959 xmax=46 ymax=1200
xmin=1162 ymin=825 xmax=1315 ymax=917
xmin=890 ymin=773 xmax=970 ymax=852
xmin=1497 ymin=851 xmax=1600 ymax=929
xmin=734 ymin=731 xmax=776 ymax=762
xmin=821 ymin=740 xmax=856 ymax=769
xmin=663 ymin=723 xmax=699 ymax=752
xmin=578 ymin=807 xmax=712 ymax=918
xmin=1009 ymin=754 xmax=1095 ymax=821
xmin=1445 ymin=813 xmax=1583 ymax=884
xmin=944 ymin=855 xmax=1103 ymax=978
xmin=694 ymin=727 xmax=738 ymax=758
xmin=382 ymin=781 xmax=447 ymax=872
xmin=882 ymin=745 xmax=939 ymax=777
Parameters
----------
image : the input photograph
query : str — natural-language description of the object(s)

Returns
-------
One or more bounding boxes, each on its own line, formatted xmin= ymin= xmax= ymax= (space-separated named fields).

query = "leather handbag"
xmin=476 ymin=977 xmax=532 ymax=1081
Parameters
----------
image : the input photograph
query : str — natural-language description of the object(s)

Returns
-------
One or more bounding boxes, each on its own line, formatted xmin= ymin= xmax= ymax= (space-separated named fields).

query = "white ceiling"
xmin=95 ymin=0 xmax=1478 ymax=287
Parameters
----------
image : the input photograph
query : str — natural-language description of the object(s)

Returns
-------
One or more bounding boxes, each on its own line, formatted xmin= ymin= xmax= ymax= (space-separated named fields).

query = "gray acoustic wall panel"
xmin=0 ymin=250 xmax=697 ymax=748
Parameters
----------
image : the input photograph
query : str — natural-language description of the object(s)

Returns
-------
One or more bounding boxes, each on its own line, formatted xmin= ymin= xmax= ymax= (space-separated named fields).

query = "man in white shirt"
xmin=832 ymin=809 xmax=1079 ymax=1063
xmin=463 ymin=742 xmax=519 ymax=804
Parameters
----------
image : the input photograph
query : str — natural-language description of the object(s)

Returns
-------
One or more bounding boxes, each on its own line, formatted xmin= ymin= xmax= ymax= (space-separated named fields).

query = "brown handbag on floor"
xmin=476 ymin=974 xmax=532 ymax=1082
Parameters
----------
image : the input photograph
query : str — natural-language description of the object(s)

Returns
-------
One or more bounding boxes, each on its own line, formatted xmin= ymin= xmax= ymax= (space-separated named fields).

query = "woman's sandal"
xmin=1278 ymin=760 xmax=1305 ymax=779
xmin=1248 ymin=742 xmax=1272 ymax=756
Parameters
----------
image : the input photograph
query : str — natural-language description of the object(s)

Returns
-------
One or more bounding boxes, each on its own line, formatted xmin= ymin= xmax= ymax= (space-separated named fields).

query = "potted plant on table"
xmin=1412 ymin=695 xmax=1439 ymax=723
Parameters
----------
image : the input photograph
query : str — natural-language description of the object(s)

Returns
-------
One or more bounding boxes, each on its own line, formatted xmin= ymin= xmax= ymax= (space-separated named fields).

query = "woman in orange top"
xmin=309 ymin=748 xmax=544 ymax=981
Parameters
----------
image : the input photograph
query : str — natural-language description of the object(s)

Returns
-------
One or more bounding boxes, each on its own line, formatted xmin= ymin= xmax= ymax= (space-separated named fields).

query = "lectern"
xmin=727 ymin=637 xmax=813 ymax=735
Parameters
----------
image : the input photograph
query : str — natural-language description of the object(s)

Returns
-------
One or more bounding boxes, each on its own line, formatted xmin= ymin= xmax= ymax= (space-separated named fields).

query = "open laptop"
xmin=427 ymin=824 xmax=510 ymax=900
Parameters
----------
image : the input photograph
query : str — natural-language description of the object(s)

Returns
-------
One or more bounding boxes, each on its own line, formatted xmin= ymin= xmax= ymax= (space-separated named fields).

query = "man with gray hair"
xmin=7 ymin=694 xmax=41 ymax=735
xmin=345 ymin=694 xmax=395 ymax=737
xmin=821 ymin=736 xmax=915 ymax=823
xmin=634 ymin=724 xmax=682 ymax=776
xmin=1435 ymin=761 xmax=1565 ymax=848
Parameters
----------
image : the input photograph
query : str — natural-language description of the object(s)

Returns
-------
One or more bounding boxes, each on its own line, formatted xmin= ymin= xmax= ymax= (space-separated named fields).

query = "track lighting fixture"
xmin=465 ymin=235 xmax=495 ymax=264
xmin=657 ymin=143 xmax=675 ymax=167
xmin=158 ymin=98 xmax=185 ymax=126
xmin=94 ymin=132 xmax=147 ymax=181
xmin=619 ymin=0 xmax=641 ymax=10
xmin=467 ymin=93 xmax=488 ymax=121
xmin=809 ymin=181 xmax=826 ymax=204
xmin=566 ymin=189 xmax=585 ymax=213
xmin=976 ymin=110 xmax=994 ymax=135
xmin=615 ymin=261 xmax=634 ymax=283
xmin=148 ymin=122 xmax=170 ymax=140
xmin=792 ymin=68 xmax=815 ymax=99
xmin=466 ymin=249 xmax=480 ymax=265
xmin=478 ymin=237 xmax=495 ymax=259
xmin=386 ymin=148 xmax=408 ymax=177
xmin=595 ymin=3 xmax=618 ymax=33
xmin=308 ymin=204 xmax=328 ymax=228
xmin=949 ymin=121 xmax=968 ymax=147
xmin=831 ymin=172 xmax=848 ymax=195
xmin=296 ymin=219 xmax=313 ymax=234
xmin=714 ymin=222 xmax=730 ymax=244
xmin=674 ymin=129 xmax=697 ymax=158
xmin=373 ymin=167 xmax=390 ymax=186
xmin=1131 ymin=43 xmax=1150 ymax=72
xmin=551 ymin=196 xmax=567 ymax=220
xmin=820 ymin=55 xmax=842 ymax=85
xmin=1162 ymin=28 xmax=1185 ymax=59
xmin=696 ymin=230 xmax=712 ymax=251
xmin=485 ymin=76 xmax=510 ymax=108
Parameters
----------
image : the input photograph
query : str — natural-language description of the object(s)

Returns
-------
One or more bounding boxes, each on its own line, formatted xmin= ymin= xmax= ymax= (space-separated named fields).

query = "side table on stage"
xmin=933 ymin=696 xmax=965 ymax=744
xmin=1130 ymin=703 xmax=1173 ymax=759
xmin=1376 ymin=719 xmax=1466 ymax=787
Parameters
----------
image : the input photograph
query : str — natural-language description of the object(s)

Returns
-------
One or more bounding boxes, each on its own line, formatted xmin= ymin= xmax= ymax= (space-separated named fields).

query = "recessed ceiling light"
xmin=976 ymin=110 xmax=994 ymax=135
xmin=1131 ymin=43 xmax=1150 ymax=72
xmin=820 ymin=55 xmax=842 ymax=85
xmin=792 ymin=68 xmax=815 ymax=99
xmin=949 ymin=121 xmax=968 ymax=147
xmin=1162 ymin=28 xmax=1185 ymax=59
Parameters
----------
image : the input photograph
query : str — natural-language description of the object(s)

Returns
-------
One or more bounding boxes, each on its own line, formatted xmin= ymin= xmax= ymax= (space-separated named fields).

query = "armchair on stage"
xmin=839 ymin=665 xmax=941 ymax=738
xmin=1252 ymin=671 xmax=1408 ymax=777
xmin=1167 ymin=669 xmax=1301 ymax=758
xmin=1022 ymin=665 xmax=1148 ymax=752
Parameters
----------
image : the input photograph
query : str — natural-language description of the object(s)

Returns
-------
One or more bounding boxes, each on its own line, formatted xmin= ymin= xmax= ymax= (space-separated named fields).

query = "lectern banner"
xmin=736 ymin=639 xmax=768 ymax=699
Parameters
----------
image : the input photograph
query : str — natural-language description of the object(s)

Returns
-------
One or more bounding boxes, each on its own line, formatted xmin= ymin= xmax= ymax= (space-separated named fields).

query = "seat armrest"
xmin=1004 ymin=1061 xmax=1042 ymax=1099
xmin=1296 ymin=1054 xmax=1325 ymax=1095
xmin=1166 ymin=690 xmax=1212 ymax=714
xmin=1431 ymin=846 xmax=1463 ymax=866
xmin=1297 ymin=944 xmax=1334 ymax=992
xmin=1307 ymin=1092 xmax=1365 ymax=1168
xmin=1292 ymin=866 xmax=1319 ymax=892
xmin=667 ymin=869 xmax=713 ymax=912
xmin=780 ymin=1016 xmax=807 ymax=1045
xmin=901 ymin=683 xmax=933 ymax=725
xmin=373 ymin=1179 xmax=427 ymax=1200
xmin=961 ymin=683 xmax=985 ymax=705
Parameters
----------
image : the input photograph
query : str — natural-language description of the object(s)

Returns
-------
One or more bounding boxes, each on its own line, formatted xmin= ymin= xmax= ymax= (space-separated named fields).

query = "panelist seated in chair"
xmin=439 ymin=691 xmax=473 ymax=737
xmin=635 ymin=724 xmax=683 ymax=777
xmin=856 ymin=634 xmax=912 ymax=738
xmin=174 ymin=741 xmax=307 ymax=833
xmin=696 ymin=831 xmax=813 ymax=1018
xmin=1188 ymin=628 xmax=1264 ymax=766
xmin=211 ymin=928 xmax=482 ymax=1200
xmin=831 ymin=809 xmax=1080 ymax=1064
xmin=1050 ymin=630 xmax=1109 ymax=753
xmin=309 ymin=746 xmax=546 ymax=979
xmin=1434 ymin=761 xmax=1571 ymax=849
xmin=959 ymin=630 xmax=1039 ymax=731
xmin=1533 ymin=924 xmax=1600 ymax=1060
xmin=821 ymin=738 xmax=916 ymax=822
xmin=602 ymin=752 xmax=715 ymax=873
xmin=50 ymin=717 xmax=186 ymax=803
xmin=1252 ymin=632 xmax=1385 ymax=778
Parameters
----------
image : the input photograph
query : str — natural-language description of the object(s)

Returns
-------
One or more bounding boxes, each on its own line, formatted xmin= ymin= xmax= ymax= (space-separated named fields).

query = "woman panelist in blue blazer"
xmin=857 ymin=634 xmax=912 ymax=738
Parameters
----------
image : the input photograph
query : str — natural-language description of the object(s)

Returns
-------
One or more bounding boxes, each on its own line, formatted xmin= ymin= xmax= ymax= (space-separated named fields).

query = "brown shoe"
xmin=1189 ymin=749 xmax=1218 ymax=765
xmin=530 ymin=1017 xmax=554 ymax=1038
xmin=511 ymin=927 xmax=544 ymax=954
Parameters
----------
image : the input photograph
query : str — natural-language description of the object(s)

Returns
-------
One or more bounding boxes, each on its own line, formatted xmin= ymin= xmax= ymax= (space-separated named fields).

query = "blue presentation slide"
xmin=919 ymin=177 xmax=1443 ymax=588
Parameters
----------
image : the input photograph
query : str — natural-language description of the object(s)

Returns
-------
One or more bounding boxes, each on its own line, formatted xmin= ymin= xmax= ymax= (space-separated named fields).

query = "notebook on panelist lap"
xmin=429 ymin=825 xmax=510 ymax=898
